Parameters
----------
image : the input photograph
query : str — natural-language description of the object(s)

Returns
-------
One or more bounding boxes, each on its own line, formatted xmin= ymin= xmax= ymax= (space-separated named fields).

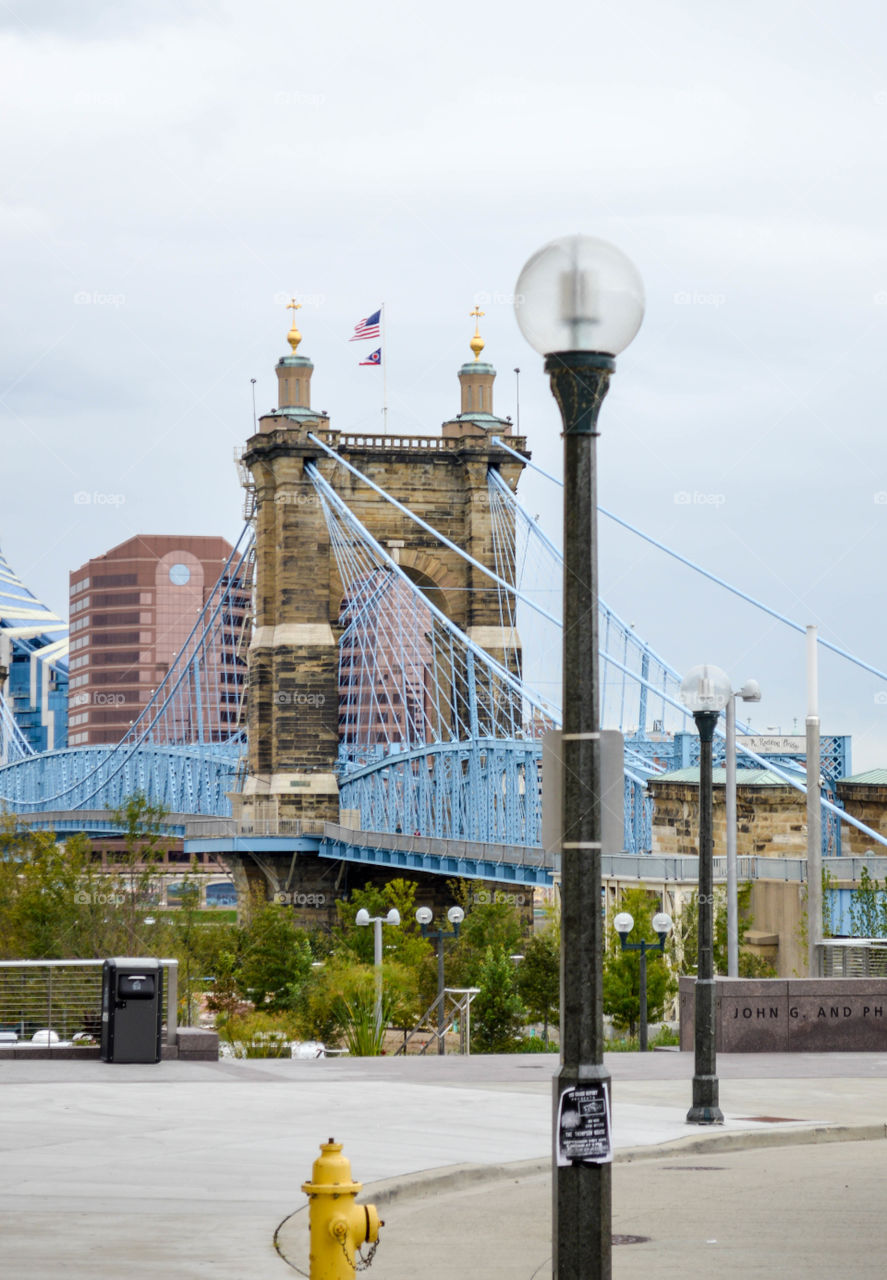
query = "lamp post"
xmin=355 ymin=907 xmax=401 ymax=1041
xmin=680 ymin=663 xmax=732 ymax=1125
xmin=515 ymin=234 xmax=645 ymax=1280
xmin=416 ymin=905 xmax=464 ymax=1054
xmin=613 ymin=910 xmax=673 ymax=1051
xmin=724 ymin=679 xmax=761 ymax=977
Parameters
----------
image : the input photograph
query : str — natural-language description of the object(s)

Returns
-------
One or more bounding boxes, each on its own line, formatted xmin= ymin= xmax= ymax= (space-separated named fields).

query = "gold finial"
xmin=469 ymin=304 xmax=485 ymax=361
xmin=286 ymin=297 xmax=302 ymax=354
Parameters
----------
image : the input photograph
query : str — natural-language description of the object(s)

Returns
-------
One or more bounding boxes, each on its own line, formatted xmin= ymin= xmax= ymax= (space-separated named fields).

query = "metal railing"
xmin=186 ymin=817 xmax=554 ymax=871
xmin=819 ymin=939 xmax=887 ymax=977
xmin=0 ymin=959 xmax=178 ymax=1052
xmin=395 ymin=987 xmax=481 ymax=1056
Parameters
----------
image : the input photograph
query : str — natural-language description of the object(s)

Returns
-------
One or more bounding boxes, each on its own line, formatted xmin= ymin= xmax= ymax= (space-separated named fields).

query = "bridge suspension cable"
xmin=0 ymin=527 xmax=254 ymax=812
xmin=492 ymin=435 xmax=887 ymax=687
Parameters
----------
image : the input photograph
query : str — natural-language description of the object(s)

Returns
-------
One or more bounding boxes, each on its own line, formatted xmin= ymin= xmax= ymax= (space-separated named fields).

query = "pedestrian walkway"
xmin=1 ymin=1052 xmax=885 ymax=1278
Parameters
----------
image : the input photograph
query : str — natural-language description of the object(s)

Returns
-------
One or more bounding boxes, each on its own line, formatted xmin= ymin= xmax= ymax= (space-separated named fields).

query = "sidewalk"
xmin=1 ymin=1051 xmax=885 ymax=1278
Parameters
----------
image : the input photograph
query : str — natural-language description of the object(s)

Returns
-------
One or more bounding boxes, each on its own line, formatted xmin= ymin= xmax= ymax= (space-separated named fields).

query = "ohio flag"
xmin=359 ymin=348 xmax=381 ymax=367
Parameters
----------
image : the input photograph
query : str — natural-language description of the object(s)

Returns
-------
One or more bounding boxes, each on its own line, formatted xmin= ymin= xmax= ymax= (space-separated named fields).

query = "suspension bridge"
xmin=1 ymin=329 xmax=885 ymax=908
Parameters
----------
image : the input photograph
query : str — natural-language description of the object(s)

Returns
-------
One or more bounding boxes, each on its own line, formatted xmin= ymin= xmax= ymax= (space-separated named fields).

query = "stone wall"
xmin=650 ymin=780 xmax=807 ymax=859
xmin=679 ymin=976 xmax=887 ymax=1051
xmin=835 ymin=781 xmax=887 ymax=856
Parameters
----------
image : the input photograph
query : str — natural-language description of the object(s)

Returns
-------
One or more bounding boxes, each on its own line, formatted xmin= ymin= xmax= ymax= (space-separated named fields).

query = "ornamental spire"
xmin=286 ymin=297 xmax=302 ymax=354
xmin=469 ymin=304 xmax=485 ymax=361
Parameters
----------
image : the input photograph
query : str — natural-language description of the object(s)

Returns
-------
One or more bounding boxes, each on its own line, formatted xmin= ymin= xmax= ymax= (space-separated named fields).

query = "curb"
xmin=364 ymin=1120 xmax=887 ymax=1203
xmin=274 ymin=1120 xmax=887 ymax=1270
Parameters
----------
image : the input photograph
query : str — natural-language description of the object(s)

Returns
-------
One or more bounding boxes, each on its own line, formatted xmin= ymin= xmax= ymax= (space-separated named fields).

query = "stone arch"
xmin=395 ymin=548 xmax=460 ymax=623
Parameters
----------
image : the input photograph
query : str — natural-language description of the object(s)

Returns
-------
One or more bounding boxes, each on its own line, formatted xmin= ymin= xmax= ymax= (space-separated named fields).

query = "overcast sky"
xmin=2 ymin=0 xmax=887 ymax=769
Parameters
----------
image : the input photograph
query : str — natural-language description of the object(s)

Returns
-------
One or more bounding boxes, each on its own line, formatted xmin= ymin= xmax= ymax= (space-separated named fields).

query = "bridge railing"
xmin=323 ymin=823 xmax=555 ymax=871
xmin=184 ymin=817 xmax=555 ymax=871
xmin=0 ymin=959 xmax=179 ymax=1052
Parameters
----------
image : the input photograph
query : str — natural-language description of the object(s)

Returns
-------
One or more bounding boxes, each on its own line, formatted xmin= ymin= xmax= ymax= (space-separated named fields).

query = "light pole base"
xmin=687 ymin=1071 xmax=723 ymax=1125
xmin=686 ymin=1104 xmax=725 ymax=1125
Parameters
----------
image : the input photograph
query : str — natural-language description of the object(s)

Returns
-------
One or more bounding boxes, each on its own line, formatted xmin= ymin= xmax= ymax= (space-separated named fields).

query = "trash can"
xmin=100 ymin=958 xmax=163 ymax=1064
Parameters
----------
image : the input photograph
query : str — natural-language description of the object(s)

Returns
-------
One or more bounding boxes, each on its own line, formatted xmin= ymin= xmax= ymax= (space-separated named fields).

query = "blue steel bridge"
xmin=0 ymin=442 xmax=884 ymax=888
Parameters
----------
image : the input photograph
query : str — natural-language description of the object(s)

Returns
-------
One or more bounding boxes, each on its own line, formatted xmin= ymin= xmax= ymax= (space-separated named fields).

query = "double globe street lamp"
xmin=355 ymin=907 xmax=401 ymax=1042
xmin=515 ymin=234 xmax=644 ymax=1280
xmin=613 ymin=910 xmax=673 ymax=1051
xmin=416 ymin=905 xmax=464 ymax=1055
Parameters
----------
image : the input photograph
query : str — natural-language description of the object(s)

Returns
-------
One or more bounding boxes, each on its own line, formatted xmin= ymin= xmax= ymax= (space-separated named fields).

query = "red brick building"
xmin=68 ymin=535 xmax=244 ymax=746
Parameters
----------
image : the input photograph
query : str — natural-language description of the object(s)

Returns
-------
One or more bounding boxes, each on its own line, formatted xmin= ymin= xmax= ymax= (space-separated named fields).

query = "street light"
xmin=680 ymin=663 xmax=732 ymax=1125
xmin=613 ymin=910 xmax=673 ymax=1051
xmin=725 ymin=678 xmax=761 ymax=977
xmin=416 ymin=905 xmax=464 ymax=1055
xmin=515 ymin=233 xmax=644 ymax=1280
xmin=355 ymin=907 xmax=401 ymax=1041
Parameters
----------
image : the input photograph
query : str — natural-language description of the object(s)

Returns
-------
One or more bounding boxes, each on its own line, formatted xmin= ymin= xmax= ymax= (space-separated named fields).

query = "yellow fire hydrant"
xmin=301 ymin=1138 xmax=382 ymax=1279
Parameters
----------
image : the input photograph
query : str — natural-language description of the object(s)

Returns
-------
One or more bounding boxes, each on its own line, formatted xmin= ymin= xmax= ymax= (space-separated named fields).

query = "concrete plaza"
xmin=1 ymin=1051 xmax=886 ymax=1278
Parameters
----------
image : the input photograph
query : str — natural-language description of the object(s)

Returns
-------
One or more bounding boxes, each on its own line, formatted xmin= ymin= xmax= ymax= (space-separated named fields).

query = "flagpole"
xmin=381 ymin=301 xmax=388 ymax=432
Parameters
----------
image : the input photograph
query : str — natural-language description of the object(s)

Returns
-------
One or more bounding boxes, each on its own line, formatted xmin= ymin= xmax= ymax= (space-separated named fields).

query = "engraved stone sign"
xmin=680 ymin=977 xmax=887 ymax=1052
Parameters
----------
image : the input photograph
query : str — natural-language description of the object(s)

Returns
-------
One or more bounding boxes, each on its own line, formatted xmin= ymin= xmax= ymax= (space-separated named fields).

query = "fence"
xmin=819 ymin=939 xmax=887 ymax=977
xmin=0 ymin=959 xmax=179 ymax=1051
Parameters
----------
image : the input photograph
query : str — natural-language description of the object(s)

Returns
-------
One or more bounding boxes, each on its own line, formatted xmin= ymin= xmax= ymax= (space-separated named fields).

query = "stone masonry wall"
xmin=650 ymin=781 xmax=807 ymax=859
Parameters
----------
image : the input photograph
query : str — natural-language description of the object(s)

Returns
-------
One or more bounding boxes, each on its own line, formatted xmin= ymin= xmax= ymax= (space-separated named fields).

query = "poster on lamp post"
xmin=556 ymin=1083 xmax=612 ymax=1165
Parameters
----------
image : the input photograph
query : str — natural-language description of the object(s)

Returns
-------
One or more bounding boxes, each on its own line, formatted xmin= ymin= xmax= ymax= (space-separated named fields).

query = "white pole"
xmin=725 ymin=693 xmax=739 ymax=978
xmin=373 ymin=917 xmax=383 ymax=1038
xmin=806 ymin=624 xmax=822 ymax=977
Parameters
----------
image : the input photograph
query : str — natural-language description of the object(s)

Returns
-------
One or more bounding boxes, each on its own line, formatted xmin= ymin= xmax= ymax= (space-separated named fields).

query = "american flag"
xmin=359 ymin=348 xmax=381 ymax=366
xmin=350 ymin=309 xmax=381 ymax=341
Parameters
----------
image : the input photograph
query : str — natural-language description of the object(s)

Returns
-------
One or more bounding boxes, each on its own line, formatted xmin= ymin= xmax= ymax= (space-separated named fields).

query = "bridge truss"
xmin=0 ymin=530 xmax=253 ymax=816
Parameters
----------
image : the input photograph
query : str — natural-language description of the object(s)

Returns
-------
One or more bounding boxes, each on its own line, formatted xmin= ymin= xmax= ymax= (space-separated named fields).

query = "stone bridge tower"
xmin=234 ymin=307 xmax=528 ymax=839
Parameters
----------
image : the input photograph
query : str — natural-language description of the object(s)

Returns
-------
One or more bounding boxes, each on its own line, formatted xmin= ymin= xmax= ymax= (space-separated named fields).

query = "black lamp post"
xmin=416 ymin=905 xmax=464 ymax=1055
xmin=515 ymin=234 xmax=645 ymax=1280
xmin=680 ymin=663 xmax=731 ymax=1125
xmin=613 ymin=909 xmax=673 ymax=1051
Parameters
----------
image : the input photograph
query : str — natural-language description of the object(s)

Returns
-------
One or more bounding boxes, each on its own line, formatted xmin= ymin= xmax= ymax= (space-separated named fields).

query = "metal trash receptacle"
xmin=101 ymin=958 xmax=163 ymax=1064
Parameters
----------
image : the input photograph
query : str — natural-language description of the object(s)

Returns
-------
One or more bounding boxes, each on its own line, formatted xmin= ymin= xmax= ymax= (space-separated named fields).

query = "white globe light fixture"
xmin=514 ymin=234 xmax=645 ymax=358
xmin=652 ymin=912 xmax=673 ymax=938
xmin=613 ymin=911 xmax=634 ymax=938
xmin=679 ymin=664 xmax=732 ymax=714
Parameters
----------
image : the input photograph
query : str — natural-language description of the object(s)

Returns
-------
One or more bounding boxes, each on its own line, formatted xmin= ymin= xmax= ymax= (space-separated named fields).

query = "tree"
xmin=674 ymin=883 xmax=776 ymax=978
xmin=161 ymin=860 xmax=205 ymax=1025
xmin=517 ymin=930 xmax=559 ymax=1043
xmin=236 ymin=903 xmax=314 ymax=1011
xmin=296 ymin=957 xmax=419 ymax=1053
xmin=0 ymin=814 xmax=128 ymax=960
xmin=849 ymin=866 xmax=887 ymax=938
xmin=446 ymin=891 xmax=526 ymax=989
xmin=335 ymin=880 xmax=431 ymax=973
xmin=471 ymin=947 xmax=526 ymax=1053
xmin=603 ymin=888 xmax=676 ymax=1036
xmin=111 ymin=793 xmax=171 ymax=952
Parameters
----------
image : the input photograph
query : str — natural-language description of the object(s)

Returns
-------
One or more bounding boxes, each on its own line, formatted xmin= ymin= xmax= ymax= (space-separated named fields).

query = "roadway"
xmin=0 ymin=1051 xmax=885 ymax=1278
